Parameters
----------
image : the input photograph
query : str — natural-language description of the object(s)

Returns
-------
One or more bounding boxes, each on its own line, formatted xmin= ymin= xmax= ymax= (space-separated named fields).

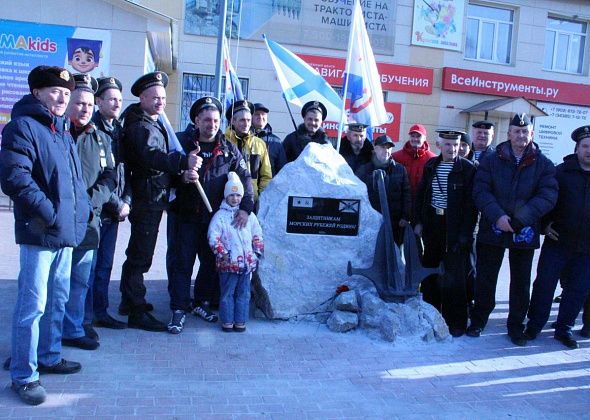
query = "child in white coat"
xmin=208 ymin=172 xmax=264 ymax=332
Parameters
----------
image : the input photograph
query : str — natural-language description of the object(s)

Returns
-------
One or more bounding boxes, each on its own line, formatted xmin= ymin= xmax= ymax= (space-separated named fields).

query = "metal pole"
xmin=282 ymin=94 xmax=298 ymax=131
xmin=215 ymin=0 xmax=228 ymax=100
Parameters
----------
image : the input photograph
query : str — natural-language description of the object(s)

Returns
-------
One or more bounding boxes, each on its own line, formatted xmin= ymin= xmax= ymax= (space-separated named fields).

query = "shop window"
xmin=544 ymin=16 xmax=587 ymax=74
xmin=180 ymin=73 xmax=249 ymax=129
xmin=465 ymin=3 xmax=513 ymax=64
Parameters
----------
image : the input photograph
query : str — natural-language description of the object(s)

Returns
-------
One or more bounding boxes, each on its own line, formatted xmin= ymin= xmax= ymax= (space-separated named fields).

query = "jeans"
xmin=471 ymin=242 xmax=534 ymax=335
xmin=11 ymin=245 xmax=72 ymax=386
xmin=219 ymin=272 xmax=251 ymax=325
xmin=87 ymin=221 xmax=119 ymax=321
xmin=63 ymin=248 xmax=95 ymax=339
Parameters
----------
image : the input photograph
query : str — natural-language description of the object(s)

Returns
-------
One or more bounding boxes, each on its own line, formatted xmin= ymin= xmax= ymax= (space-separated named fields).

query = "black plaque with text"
xmin=286 ymin=196 xmax=360 ymax=236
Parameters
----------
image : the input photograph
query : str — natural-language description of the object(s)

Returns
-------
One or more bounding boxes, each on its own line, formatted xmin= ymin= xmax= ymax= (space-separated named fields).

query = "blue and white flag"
xmin=343 ymin=0 xmax=387 ymax=127
xmin=263 ymin=35 xmax=343 ymax=122
xmin=223 ymin=36 xmax=244 ymax=110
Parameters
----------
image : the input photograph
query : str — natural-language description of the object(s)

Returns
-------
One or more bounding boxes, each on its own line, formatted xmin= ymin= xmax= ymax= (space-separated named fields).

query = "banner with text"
xmin=411 ymin=0 xmax=465 ymax=51
xmin=184 ymin=0 xmax=396 ymax=55
xmin=534 ymin=101 xmax=590 ymax=164
xmin=299 ymin=53 xmax=433 ymax=94
xmin=442 ymin=67 xmax=590 ymax=107
xmin=0 ymin=19 xmax=111 ymax=142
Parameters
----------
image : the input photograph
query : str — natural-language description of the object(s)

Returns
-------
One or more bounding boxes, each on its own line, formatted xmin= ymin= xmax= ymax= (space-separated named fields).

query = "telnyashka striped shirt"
xmin=431 ymin=161 xmax=454 ymax=209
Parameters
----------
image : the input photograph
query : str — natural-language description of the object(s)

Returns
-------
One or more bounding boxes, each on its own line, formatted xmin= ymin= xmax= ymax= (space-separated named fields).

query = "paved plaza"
xmin=0 ymin=209 xmax=588 ymax=419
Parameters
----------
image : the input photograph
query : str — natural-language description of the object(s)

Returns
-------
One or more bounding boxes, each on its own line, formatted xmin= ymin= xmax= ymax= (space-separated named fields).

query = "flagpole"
xmin=215 ymin=0 xmax=228 ymax=99
xmin=282 ymin=94 xmax=298 ymax=131
xmin=336 ymin=0 xmax=359 ymax=152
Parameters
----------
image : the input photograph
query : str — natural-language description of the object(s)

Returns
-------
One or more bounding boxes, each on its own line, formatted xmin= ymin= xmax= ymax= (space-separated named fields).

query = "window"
xmin=465 ymin=4 xmax=514 ymax=64
xmin=544 ymin=17 xmax=587 ymax=74
xmin=180 ymin=73 xmax=249 ymax=129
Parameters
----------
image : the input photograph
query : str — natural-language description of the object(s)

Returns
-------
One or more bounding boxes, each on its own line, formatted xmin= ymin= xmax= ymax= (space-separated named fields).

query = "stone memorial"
xmin=255 ymin=143 xmax=382 ymax=319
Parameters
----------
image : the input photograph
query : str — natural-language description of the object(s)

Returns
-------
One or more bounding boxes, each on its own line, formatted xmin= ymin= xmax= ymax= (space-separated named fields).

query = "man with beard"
xmin=339 ymin=123 xmax=373 ymax=172
xmin=283 ymin=101 xmax=330 ymax=162
xmin=166 ymin=96 xmax=254 ymax=334
xmin=120 ymin=72 xmax=201 ymax=332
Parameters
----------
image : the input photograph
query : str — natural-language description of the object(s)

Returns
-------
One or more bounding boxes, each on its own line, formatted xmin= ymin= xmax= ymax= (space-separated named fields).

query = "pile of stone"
xmin=325 ymin=276 xmax=450 ymax=343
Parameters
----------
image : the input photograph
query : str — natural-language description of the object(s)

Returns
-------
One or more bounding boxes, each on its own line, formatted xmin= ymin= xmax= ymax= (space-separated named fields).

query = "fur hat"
xmin=28 ymin=65 xmax=75 ymax=93
xmin=224 ymin=172 xmax=244 ymax=198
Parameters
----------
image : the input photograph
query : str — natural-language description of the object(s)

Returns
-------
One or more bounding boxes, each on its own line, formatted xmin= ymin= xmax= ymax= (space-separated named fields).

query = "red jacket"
xmin=391 ymin=140 xmax=436 ymax=198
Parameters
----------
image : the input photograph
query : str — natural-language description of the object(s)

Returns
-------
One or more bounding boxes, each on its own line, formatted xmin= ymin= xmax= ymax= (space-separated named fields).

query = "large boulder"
xmin=255 ymin=143 xmax=382 ymax=319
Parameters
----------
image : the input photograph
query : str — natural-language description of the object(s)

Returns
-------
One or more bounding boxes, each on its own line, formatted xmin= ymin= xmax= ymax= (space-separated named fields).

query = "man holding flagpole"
xmin=282 ymin=100 xmax=330 ymax=163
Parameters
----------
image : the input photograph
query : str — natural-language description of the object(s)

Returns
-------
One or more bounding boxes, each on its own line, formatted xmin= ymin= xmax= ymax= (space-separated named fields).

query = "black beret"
xmin=510 ymin=113 xmax=531 ymax=127
xmin=571 ymin=125 xmax=590 ymax=143
xmin=130 ymin=71 xmax=168 ymax=97
xmin=253 ymin=103 xmax=270 ymax=113
xmin=226 ymin=99 xmax=254 ymax=122
xmin=460 ymin=132 xmax=472 ymax=146
xmin=73 ymin=73 xmax=98 ymax=94
xmin=301 ymin=100 xmax=327 ymax=120
xmin=347 ymin=123 xmax=368 ymax=132
xmin=436 ymin=130 xmax=465 ymax=140
xmin=28 ymin=65 xmax=75 ymax=93
xmin=472 ymin=120 xmax=494 ymax=129
xmin=96 ymin=76 xmax=122 ymax=97
xmin=374 ymin=135 xmax=394 ymax=148
xmin=190 ymin=96 xmax=223 ymax=122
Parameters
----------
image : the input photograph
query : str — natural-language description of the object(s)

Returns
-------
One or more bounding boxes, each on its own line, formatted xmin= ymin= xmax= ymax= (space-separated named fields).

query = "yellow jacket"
xmin=225 ymin=128 xmax=272 ymax=202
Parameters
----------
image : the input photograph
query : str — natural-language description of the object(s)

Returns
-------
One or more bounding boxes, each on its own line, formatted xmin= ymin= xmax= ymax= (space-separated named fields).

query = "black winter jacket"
xmin=473 ymin=141 xmax=558 ymax=249
xmin=415 ymin=156 xmax=477 ymax=248
xmin=542 ymin=154 xmax=590 ymax=254
xmin=283 ymin=124 xmax=330 ymax=163
xmin=0 ymin=95 xmax=90 ymax=248
xmin=255 ymin=123 xmax=287 ymax=176
xmin=71 ymin=123 xmax=117 ymax=249
xmin=120 ymin=104 xmax=189 ymax=209
xmin=170 ymin=127 xmax=254 ymax=223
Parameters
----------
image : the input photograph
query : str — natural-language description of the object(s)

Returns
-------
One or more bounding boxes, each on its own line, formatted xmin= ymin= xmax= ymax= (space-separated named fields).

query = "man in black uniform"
xmin=471 ymin=120 xmax=495 ymax=162
xmin=414 ymin=130 xmax=477 ymax=337
xmin=283 ymin=100 xmax=330 ymax=162
xmin=252 ymin=102 xmax=287 ymax=176
xmin=167 ymin=96 xmax=254 ymax=334
xmin=339 ymin=123 xmax=373 ymax=172
xmin=120 ymin=71 xmax=201 ymax=332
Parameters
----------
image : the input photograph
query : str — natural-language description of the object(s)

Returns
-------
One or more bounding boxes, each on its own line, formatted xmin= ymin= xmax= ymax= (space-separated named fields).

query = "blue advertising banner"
xmin=0 ymin=19 xmax=111 ymax=142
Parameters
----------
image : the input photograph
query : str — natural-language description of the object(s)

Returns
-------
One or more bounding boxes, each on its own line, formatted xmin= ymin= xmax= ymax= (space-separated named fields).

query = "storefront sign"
xmin=322 ymin=102 xmax=402 ymax=142
xmin=287 ymin=196 xmax=360 ymax=236
xmin=299 ymin=53 xmax=433 ymax=94
xmin=0 ymin=19 xmax=111 ymax=142
xmin=442 ymin=67 xmax=590 ymax=107
xmin=535 ymin=101 xmax=590 ymax=164
xmin=184 ymin=0 xmax=396 ymax=55
xmin=411 ymin=0 xmax=465 ymax=51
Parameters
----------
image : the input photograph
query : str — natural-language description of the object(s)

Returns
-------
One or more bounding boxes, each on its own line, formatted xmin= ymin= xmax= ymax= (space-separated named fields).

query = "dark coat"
xmin=71 ymin=123 xmax=117 ymax=249
xmin=356 ymin=158 xmax=411 ymax=224
xmin=0 ymin=94 xmax=90 ymax=248
xmin=120 ymin=103 xmax=189 ymax=209
xmin=415 ymin=156 xmax=477 ymax=248
xmin=170 ymin=127 xmax=254 ymax=223
xmin=255 ymin=123 xmax=287 ymax=176
xmin=283 ymin=124 xmax=329 ymax=163
xmin=473 ymin=140 xmax=558 ymax=249
xmin=543 ymin=154 xmax=590 ymax=254
xmin=340 ymin=137 xmax=373 ymax=173
xmin=92 ymin=111 xmax=130 ymax=221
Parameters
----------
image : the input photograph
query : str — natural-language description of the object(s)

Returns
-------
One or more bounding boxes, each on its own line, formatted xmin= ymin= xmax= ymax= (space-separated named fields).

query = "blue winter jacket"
xmin=0 ymin=95 xmax=91 ymax=248
xmin=473 ymin=140 xmax=558 ymax=249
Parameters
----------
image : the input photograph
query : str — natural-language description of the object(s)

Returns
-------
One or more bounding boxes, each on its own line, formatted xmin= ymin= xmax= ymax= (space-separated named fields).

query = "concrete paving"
xmin=0 ymin=209 xmax=589 ymax=419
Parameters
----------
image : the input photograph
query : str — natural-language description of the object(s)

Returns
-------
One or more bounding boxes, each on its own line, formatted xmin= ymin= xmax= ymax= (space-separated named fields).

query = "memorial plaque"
xmin=286 ymin=196 xmax=360 ymax=236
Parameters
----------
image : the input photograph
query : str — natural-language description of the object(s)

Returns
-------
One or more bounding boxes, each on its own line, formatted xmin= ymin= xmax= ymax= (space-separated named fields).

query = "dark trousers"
xmin=421 ymin=214 xmax=468 ymax=330
xmin=166 ymin=212 xmax=218 ymax=311
xmin=86 ymin=221 xmax=119 ymax=321
xmin=470 ymin=242 xmax=534 ymax=335
xmin=554 ymin=250 xmax=590 ymax=337
xmin=120 ymin=207 xmax=163 ymax=310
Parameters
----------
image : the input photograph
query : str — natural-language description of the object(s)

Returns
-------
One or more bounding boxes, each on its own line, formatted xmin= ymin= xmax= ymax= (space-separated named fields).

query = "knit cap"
xmin=224 ymin=172 xmax=244 ymax=198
